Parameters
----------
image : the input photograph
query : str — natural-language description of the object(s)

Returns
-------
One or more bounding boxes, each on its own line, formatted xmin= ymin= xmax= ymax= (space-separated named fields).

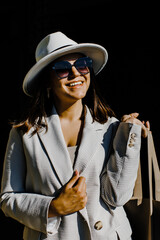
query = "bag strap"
xmin=130 ymin=130 xmax=160 ymax=211
xmin=131 ymin=160 xmax=143 ymax=205
xmin=148 ymin=131 xmax=154 ymax=215
xmin=148 ymin=131 xmax=160 ymax=202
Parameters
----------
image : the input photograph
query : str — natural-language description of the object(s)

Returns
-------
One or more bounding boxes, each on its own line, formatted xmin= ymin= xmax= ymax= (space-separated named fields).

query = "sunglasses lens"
xmin=75 ymin=57 xmax=92 ymax=74
xmin=77 ymin=66 xmax=88 ymax=74
xmin=56 ymin=69 xmax=69 ymax=78
xmin=52 ymin=61 xmax=71 ymax=78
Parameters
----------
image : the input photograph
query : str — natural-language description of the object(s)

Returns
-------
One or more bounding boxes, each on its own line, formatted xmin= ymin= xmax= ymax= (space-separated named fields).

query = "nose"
xmin=70 ymin=66 xmax=81 ymax=78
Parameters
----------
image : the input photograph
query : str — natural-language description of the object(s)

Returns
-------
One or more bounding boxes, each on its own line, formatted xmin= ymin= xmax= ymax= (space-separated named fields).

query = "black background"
xmin=0 ymin=0 xmax=159 ymax=238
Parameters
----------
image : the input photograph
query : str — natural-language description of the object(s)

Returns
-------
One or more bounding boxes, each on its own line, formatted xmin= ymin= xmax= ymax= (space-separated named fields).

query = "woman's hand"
xmin=48 ymin=170 xmax=87 ymax=217
xmin=121 ymin=112 xmax=150 ymax=138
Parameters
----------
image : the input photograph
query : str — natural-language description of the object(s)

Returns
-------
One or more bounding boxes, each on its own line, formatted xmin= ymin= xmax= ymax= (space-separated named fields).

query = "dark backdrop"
xmin=0 ymin=0 xmax=159 ymax=238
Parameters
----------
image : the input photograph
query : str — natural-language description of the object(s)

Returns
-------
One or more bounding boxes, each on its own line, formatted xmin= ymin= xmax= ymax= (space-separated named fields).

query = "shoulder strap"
xmin=130 ymin=131 xmax=160 ymax=211
xmin=148 ymin=131 xmax=154 ymax=215
xmin=148 ymin=131 xmax=160 ymax=202
xmin=131 ymin=160 xmax=143 ymax=205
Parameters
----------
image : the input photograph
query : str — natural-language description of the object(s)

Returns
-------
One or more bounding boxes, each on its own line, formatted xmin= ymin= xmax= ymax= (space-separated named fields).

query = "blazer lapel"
xmin=74 ymin=107 xmax=103 ymax=174
xmin=38 ymin=107 xmax=73 ymax=187
xmin=38 ymin=106 xmax=104 ymax=185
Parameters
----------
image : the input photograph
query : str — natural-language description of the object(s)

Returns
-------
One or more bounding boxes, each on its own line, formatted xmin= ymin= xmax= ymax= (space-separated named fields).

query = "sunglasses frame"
xmin=51 ymin=56 xmax=93 ymax=79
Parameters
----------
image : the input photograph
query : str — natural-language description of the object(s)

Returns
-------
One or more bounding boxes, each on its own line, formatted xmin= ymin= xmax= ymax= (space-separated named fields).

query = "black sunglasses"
xmin=51 ymin=57 xmax=93 ymax=79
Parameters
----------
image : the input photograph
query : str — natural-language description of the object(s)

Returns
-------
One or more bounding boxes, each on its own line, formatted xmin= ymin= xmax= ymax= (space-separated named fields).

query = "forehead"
xmin=55 ymin=53 xmax=85 ymax=62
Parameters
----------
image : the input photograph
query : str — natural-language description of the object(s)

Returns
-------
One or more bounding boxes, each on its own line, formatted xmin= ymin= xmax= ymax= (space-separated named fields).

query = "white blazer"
xmin=0 ymin=106 xmax=141 ymax=240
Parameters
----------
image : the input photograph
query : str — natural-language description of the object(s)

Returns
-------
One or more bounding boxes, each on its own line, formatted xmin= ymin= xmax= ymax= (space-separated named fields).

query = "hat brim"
xmin=23 ymin=43 xmax=108 ymax=96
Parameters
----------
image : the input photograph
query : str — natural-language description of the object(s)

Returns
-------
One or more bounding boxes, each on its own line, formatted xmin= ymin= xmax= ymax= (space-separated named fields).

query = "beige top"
xmin=67 ymin=146 xmax=78 ymax=167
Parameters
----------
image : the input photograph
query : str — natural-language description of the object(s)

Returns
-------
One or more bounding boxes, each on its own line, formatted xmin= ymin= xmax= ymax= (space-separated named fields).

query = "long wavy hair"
xmin=12 ymin=66 xmax=115 ymax=135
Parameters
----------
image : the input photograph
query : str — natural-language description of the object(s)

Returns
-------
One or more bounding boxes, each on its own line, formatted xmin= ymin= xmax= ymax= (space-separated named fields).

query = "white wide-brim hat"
xmin=23 ymin=31 xmax=108 ymax=97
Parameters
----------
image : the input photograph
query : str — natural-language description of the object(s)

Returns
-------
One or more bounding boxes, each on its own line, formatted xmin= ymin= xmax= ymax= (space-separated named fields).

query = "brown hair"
xmin=12 ymin=67 xmax=115 ymax=135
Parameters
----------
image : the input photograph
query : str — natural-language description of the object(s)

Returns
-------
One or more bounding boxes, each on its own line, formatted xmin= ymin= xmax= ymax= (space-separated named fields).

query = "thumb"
xmin=65 ymin=170 xmax=79 ymax=189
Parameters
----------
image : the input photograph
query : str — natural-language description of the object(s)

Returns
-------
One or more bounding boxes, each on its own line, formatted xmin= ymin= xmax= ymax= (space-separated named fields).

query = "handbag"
xmin=124 ymin=131 xmax=160 ymax=240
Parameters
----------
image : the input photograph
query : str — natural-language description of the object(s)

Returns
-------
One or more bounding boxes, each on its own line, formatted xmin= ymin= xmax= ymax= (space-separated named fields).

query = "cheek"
xmin=49 ymin=72 xmax=63 ymax=92
xmin=86 ymin=74 xmax=91 ymax=90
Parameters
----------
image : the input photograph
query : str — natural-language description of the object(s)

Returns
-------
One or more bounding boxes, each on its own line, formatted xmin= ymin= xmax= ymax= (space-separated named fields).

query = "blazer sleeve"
xmin=100 ymin=122 xmax=141 ymax=207
xmin=0 ymin=128 xmax=59 ymax=235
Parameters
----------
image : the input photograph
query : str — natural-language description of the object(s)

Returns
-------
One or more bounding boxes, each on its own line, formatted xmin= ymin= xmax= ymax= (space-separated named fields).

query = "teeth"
xmin=69 ymin=81 xmax=83 ymax=87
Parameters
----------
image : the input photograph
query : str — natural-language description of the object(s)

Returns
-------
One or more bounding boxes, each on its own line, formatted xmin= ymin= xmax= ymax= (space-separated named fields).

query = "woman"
xmin=0 ymin=32 xmax=149 ymax=240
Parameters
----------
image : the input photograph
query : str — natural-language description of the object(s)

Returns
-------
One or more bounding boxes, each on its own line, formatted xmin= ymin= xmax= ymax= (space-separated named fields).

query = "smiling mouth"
xmin=67 ymin=81 xmax=83 ymax=87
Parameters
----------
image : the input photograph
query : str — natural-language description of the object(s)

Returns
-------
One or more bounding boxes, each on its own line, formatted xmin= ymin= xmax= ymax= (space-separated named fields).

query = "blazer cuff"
xmin=113 ymin=122 xmax=142 ymax=157
xmin=47 ymin=216 xmax=61 ymax=236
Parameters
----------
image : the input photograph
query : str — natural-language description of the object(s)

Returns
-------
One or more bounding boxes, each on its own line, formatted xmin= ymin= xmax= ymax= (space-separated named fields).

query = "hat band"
xmin=51 ymin=44 xmax=74 ymax=54
xmin=37 ymin=44 xmax=75 ymax=62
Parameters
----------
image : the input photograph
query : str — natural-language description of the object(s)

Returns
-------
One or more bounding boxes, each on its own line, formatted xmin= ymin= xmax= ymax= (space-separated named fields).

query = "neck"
xmin=54 ymin=100 xmax=83 ymax=121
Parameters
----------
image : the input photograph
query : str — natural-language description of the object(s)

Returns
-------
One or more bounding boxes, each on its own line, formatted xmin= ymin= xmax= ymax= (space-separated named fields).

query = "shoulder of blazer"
xmin=84 ymin=105 xmax=119 ymax=131
xmin=92 ymin=116 xmax=119 ymax=134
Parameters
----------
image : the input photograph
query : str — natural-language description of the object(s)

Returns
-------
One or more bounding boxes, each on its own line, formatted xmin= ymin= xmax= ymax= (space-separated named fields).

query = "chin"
xmin=72 ymin=91 xmax=87 ymax=100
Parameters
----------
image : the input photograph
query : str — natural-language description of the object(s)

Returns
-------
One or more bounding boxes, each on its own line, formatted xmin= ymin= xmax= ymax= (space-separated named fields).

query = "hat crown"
xmin=35 ymin=32 xmax=77 ymax=62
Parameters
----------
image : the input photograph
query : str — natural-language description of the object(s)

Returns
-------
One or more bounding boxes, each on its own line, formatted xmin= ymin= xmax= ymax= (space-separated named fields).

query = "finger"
xmin=74 ymin=176 xmax=86 ymax=192
xmin=141 ymin=123 xmax=149 ymax=138
xmin=121 ymin=114 xmax=131 ymax=122
xmin=146 ymin=121 xmax=150 ymax=130
xmin=121 ymin=113 xmax=139 ymax=122
xmin=142 ymin=128 xmax=148 ymax=138
xmin=142 ymin=120 xmax=150 ymax=129
xmin=65 ymin=170 xmax=79 ymax=189
xmin=141 ymin=121 xmax=150 ymax=138
xmin=129 ymin=112 xmax=139 ymax=118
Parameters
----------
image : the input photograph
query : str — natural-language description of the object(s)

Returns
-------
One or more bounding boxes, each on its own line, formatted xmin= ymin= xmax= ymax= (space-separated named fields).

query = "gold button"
xmin=128 ymin=143 xmax=134 ymax=147
xmin=94 ymin=221 xmax=103 ymax=230
xmin=131 ymin=133 xmax=136 ymax=138
xmin=129 ymin=138 xmax=135 ymax=144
